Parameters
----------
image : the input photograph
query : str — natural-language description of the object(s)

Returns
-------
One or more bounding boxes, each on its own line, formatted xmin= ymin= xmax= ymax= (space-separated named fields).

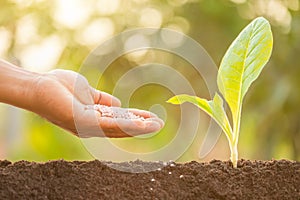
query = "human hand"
xmin=30 ymin=69 xmax=164 ymax=138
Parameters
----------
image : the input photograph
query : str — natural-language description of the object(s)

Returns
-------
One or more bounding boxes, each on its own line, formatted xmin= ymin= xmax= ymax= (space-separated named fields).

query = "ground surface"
xmin=0 ymin=159 xmax=299 ymax=200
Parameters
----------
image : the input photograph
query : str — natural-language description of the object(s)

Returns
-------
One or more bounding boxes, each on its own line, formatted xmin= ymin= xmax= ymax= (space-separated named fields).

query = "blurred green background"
xmin=0 ymin=0 xmax=299 ymax=162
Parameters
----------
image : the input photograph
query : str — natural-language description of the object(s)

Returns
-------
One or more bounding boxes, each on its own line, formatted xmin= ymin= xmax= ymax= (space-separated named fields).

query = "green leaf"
xmin=167 ymin=94 xmax=232 ymax=140
xmin=217 ymin=17 xmax=273 ymax=134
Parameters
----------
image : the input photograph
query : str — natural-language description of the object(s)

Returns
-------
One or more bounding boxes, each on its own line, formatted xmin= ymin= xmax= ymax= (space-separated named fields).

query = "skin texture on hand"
xmin=0 ymin=60 xmax=164 ymax=138
xmin=31 ymin=69 xmax=164 ymax=138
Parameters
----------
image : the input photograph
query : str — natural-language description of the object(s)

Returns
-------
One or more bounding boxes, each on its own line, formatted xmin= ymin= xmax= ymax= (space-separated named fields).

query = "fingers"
xmin=99 ymin=91 xmax=121 ymax=107
xmin=127 ymin=108 xmax=165 ymax=128
xmin=73 ymin=107 xmax=164 ymax=138
xmin=97 ymin=107 xmax=165 ymax=137
xmin=76 ymin=103 xmax=164 ymax=138
xmin=91 ymin=88 xmax=121 ymax=107
xmin=98 ymin=117 xmax=162 ymax=138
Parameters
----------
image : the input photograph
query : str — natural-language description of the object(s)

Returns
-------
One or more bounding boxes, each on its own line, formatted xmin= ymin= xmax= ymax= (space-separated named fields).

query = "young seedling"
xmin=167 ymin=17 xmax=273 ymax=167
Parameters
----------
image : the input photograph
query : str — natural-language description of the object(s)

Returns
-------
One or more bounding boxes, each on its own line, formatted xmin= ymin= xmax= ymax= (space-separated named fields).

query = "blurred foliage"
xmin=0 ymin=0 xmax=299 ymax=162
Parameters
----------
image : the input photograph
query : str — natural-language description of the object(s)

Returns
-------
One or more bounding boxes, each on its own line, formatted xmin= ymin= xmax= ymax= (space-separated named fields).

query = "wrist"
xmin=0 ymin=59 xmax=41 ymax=111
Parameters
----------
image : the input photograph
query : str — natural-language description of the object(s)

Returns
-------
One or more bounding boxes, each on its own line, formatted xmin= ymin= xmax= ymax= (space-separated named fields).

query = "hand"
xmin=30 ymin=69 xmax=164 ymax=138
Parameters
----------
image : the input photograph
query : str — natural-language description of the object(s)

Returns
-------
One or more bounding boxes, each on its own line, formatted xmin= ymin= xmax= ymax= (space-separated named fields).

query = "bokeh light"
xmin=0 ymin=0 xmax=299 ymax=163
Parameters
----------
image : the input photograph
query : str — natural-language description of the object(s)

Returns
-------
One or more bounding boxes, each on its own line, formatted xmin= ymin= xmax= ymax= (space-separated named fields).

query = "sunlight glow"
xmin=256 ymin=0 xmax=291 ymax=30
xmin=10 ymin=0 xmax=45 ymax=5
xmin=237 ymin=0 xmax=297 ymax=32
xmin=16 ymin=14 xmax=39 ymax=45
xmin=161 ymin=28 xmax=185 ymax=49
xmin=139 ymin=8 xmax=162 ymax=28
xmin=53 ymin=0 xmax=92 ymax=29
xmin=9 ymin=0 xmax=34 ymax=8
xmin=19 ymin=35 xmax=65 ymax=72
xmin=131 ymin=0 xmax=149 ymax=4
xmin=0 ymin=28 xmax=11 ymax=57
xmin=124 ymin=34 xmax=150 ymax=62
xmin=168 ymin=16 xmax=190 ymax=33
xmin=76 ymin=18 xmax=115 ymax=46
xmin=96 ymin=0 xmax=120 ymax=15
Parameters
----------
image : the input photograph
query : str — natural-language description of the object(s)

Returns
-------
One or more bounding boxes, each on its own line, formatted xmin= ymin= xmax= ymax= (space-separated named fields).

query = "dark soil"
xmin=0 ymin=159 xmax=299 ymax=200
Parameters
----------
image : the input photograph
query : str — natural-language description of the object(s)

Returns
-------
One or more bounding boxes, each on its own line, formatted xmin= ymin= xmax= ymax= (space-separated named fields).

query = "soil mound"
xmin=0 ymin=159 xmax=299 ymax=199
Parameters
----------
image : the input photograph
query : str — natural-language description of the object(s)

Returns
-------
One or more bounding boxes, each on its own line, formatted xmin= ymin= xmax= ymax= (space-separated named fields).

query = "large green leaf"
xmin=217 ymin=17 xmax=273 ymax=132
xmin=167 ymin=94 xmax=232 ymax=140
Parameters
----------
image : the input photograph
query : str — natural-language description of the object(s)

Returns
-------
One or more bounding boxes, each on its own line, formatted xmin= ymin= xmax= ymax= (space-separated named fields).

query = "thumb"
xmin=90 ymin=87 xmax=121 ymax=107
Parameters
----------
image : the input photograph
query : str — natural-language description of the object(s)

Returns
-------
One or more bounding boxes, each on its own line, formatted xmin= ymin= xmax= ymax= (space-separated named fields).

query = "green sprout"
xmin=167 ymin=17 xmax=273 ymax=167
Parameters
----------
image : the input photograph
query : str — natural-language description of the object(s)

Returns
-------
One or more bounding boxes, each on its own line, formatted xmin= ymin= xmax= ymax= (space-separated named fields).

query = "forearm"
xmin=0 ymin=59 xmax=39 ymax=111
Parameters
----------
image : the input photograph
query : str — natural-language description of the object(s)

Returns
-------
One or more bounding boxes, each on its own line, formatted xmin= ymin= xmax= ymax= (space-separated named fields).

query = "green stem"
xmin=231 ymin=104 xmax=242 ymax=168
xmin=230 ymin=141 xmax=238 ymax=167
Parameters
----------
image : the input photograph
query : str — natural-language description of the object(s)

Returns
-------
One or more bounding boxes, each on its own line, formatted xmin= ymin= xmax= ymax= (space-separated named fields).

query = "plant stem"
xmin=231 ymin=103 xmax=241 ymax=168
xmin=231 ymin=142 xmax=238 ymax=167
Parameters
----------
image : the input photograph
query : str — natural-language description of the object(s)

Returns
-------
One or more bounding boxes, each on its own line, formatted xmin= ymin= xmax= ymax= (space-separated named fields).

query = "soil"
xmin=93 ymin=105 xmax=145 ymax=120
xmin=0 ymin=159 xmax=299 ymax=200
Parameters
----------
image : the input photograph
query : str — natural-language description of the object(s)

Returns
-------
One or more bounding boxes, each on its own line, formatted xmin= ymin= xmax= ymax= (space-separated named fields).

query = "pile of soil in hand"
xmin=0 ymin=159 xmax=299 ymax=199
xmin=93 ymin=105 xmax=145 ymax=120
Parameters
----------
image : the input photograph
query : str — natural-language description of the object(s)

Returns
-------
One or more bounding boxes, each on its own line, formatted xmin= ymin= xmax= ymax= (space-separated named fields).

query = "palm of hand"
xmin=31 ymin=69 xmax=164 ymax=138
